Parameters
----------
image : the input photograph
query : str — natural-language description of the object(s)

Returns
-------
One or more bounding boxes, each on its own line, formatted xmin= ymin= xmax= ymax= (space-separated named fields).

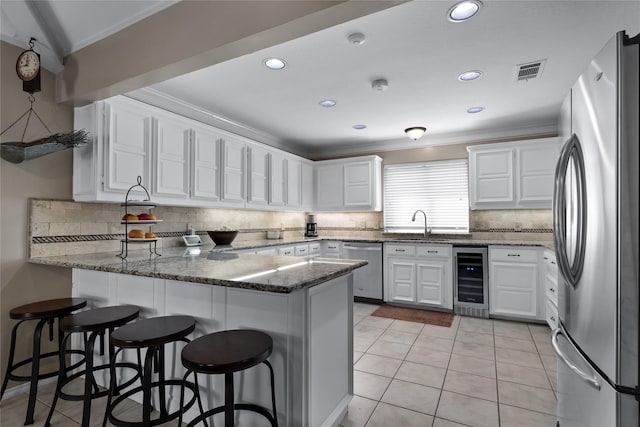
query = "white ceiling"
xmin=2 ymin=1 xmax=639 ymax=158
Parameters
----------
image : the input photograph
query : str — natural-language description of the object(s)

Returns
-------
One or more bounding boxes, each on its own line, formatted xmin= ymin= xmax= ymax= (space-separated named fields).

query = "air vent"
xmin=515 ymin=59 xmax=546 ymax=81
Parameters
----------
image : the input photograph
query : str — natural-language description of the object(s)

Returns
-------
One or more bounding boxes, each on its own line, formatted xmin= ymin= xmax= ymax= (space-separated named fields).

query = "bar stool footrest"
xmin=57 ymin=361 xmax=141 ymax=402
xmin=107 ymin=379 xmax=198 ymax=427
xmin=5 ymin=349 xmax=86 ymax=383
xmin=186 ymin=403 xmax=277 ymax=427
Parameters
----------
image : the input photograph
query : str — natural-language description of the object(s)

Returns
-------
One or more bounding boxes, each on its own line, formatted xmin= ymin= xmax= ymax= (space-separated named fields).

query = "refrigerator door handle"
xmin=552 ymin=327 xmax=601 ymax=390
xmin=553 ymin=134 xmax=587 ymax=287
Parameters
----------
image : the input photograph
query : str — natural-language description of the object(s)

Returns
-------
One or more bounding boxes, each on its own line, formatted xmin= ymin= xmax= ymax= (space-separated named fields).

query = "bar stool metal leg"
xmin=25 ymin=317 xmax=48 ymax=425
xmin=0 ymin=320 xmax=23 ymax=398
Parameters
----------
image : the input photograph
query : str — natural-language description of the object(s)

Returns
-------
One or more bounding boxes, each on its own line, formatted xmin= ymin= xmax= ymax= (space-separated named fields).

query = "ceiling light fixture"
xmin=371 ymin=78 xmax=389 ymax=91
xmin=405 ymin=127 xmax=426 ymax=140
xmin=264 ymin=58 xmax=286 ymax=70
xmin=353 ymin=124 xmax=367 ymax=130
xmin=319 ymin=100 xmax=336 ymax=107
xmin=458 ymin=70 xmax=483 ymax=81
xmin=467 ymin=107 xmax=484 ymax=113
xmin=448 ymin=0 xmax=482 ymax=22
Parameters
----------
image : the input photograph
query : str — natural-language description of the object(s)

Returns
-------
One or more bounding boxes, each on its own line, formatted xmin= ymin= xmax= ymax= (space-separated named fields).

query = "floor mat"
xmin=371 ymin=305 xmax=454 ymax=327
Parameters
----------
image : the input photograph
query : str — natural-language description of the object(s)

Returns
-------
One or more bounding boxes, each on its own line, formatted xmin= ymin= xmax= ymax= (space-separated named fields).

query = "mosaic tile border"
xmin=31 ymin=228 xmax=306 ymax=244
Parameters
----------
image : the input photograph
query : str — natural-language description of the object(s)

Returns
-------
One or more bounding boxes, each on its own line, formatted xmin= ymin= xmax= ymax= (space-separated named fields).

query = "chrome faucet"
xmin=411 ymin=209 xmax=431 ymax=238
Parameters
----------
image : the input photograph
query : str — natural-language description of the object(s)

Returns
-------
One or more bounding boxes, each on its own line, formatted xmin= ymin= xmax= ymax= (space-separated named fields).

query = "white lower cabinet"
xmin=543 ymin=249 xmax=559 ymax=329
xmin=384 ymin=243 xmax=453 ymax=310
xmin=489 ymin=246 xmax=543 ymax=320
xmin=278 ymin=246 xmax=295 ymax=256
xmin=321 ymin=241 xmax=342 ymax=259
xmin=72 ymin=268 xmax=353 ymax=427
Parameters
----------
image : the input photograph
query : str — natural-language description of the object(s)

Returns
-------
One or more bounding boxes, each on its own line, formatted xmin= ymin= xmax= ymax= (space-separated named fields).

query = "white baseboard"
xmin=1 ymin=377 xmax=57 ymax=401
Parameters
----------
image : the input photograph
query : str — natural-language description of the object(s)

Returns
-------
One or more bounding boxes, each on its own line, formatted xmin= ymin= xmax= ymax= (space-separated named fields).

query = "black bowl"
xmin=207 ymin=230 xmax=238 ymax=245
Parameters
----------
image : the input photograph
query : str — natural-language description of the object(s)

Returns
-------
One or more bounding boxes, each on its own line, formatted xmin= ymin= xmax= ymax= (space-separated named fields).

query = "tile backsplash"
xmin=29 ymin=199 xmax=552 ymax=258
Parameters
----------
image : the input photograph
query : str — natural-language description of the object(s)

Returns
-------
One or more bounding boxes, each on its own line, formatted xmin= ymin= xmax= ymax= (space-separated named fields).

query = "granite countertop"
xmin=214 ymin=236 xmax=555 ymax=251
xmin=28 ymin=235 xmax=553 ymax=293
xmin=29 ymin=245 xmax=367 ymax=294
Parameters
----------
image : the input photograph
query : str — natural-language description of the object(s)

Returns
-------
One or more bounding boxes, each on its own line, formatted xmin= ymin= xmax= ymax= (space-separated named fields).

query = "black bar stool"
xmin=103 ymin=315 xmax=200 ymax=427
xmin=179 ymin=329 xmax=278 ymax=427
xmin=44 ymin=305 xmax=141 ymax=427
xmin=1 ymin=298 xmax=87 ymax=425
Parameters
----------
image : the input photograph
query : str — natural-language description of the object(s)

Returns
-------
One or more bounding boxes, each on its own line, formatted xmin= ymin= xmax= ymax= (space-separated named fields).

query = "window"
xmin=384 ymin=159 xmax=469 ymax=233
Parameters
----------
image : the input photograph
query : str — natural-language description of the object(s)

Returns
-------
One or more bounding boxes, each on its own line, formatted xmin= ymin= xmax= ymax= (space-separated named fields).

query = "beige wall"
xmin=1 ymin=41 xmax=74 ymax=389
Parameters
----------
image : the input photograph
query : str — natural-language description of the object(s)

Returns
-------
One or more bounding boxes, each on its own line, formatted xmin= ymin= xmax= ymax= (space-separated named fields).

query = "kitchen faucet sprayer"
xmin=411 ymin=209 xmax=431 ymax=238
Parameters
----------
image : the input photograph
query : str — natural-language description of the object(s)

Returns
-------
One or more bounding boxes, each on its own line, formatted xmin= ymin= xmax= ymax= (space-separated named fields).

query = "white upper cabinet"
xmin=300 ymin=161 xmax=314 ymax=210
xmin=315 ymin=155 xmax=382 ymax=212
xmin=468 ymin=138 xmax=560 ymax=209
xmin=105 ymin=97 xmax=152 ymax=195
xmin=316 ymin=162 xmax=344 ymax=210
xmin=285 ymin=157 xmax=302 ymax=208
xmin=220 ymin=136 xmax=246 ymax=205
xmin=74 ymin=96 xmax=151 ymax=203
xmin=344 ymin=159 xmax=382 ymax=210
xmin=246 ymin=144 xmax=269 ymax=207
xmin=152 ymin=113 xmax=190 ymax=199
xmin=74 ymin=95 xmax=370 ymax=211
xmin=517 ymin=143 xmax=560 ymax=206
xmin=190 ymin=124 xmax=221 ymax=202
xmin=468 ymin=147 xmax=515 ymax=207
xmin=269 ymin=151 xmax=286 ymax=207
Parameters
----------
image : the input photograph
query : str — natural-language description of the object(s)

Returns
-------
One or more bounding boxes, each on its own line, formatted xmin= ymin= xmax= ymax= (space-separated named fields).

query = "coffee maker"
xmin=305 ymin=214 xmax=318 ymax=237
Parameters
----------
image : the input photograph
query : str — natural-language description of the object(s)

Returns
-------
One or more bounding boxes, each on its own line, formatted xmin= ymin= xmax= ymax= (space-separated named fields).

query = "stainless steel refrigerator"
xmin=552 ymin=31 xmax=639 ymax=426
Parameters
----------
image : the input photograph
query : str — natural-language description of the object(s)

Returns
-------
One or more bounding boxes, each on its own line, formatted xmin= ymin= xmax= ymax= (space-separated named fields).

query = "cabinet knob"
xmin=507 ymin=253 xmax=520 ymax=257
xmin=427 ymin=250 xmax=437 ymax=254
xmin=550 ymin=316 xmax=556 ymax=321
xmin=549 ymin=288 xmax=555 ymax=293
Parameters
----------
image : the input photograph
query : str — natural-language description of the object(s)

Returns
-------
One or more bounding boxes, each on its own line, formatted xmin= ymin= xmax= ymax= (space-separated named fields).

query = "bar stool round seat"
xmin=44 ymin=305 xmax=140 ymax=427
xmin=1 ymin=298 xmax=87 ymax=425
xmin=104 ymin=315 xmax=198 ymax=427
xmin=179 ymin=330 xmax=278 ymax=427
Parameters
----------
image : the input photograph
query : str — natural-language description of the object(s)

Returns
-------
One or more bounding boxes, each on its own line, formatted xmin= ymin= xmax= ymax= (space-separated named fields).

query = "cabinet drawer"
xmin=546 ymin=274 xmax=558 ymax=306
xmin=416 ymin=245 xmax=451 ymax=258
xmin=386 ymin=245 xmax=416 ymax=257
xmin=309 ymin=243 xmax=321 ymax=255
xmin=295 ymin=245 xmax=309 ymax=256
xmin=546 ymin=299 xmax=558 ymax=330
xmin=323 ymin=242 xmax=341 ymax=253
xmin=278 ymin=246 xmax=295 ymax=256
xmin=490 ymin=247 xmax=539 ymax=263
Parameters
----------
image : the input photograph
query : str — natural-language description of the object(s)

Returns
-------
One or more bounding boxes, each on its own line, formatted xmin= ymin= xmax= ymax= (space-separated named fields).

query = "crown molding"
xmin=126 ymin=87 xmax=309 ymax=157
xmin=304 ymin=120 xmax=560 ymax=159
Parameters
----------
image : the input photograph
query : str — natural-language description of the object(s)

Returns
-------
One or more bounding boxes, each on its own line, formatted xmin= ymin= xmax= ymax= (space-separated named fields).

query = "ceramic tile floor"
xmin=340 ymin=303 xmax=558 ymax=427
xmin=1 ymin=303 xmax=558 ymax=427
xmin=0 ymin=379 xmax=178 ymax=427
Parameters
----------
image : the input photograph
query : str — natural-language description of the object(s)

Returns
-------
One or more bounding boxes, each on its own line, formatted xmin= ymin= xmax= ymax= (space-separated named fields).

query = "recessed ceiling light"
xmin=352 ymin=124 xmax=367 ymax=130
xmin=458 ymin=70 xmax=482 ymax=81
xmin=448 ymin=0 xmax=482 ymax=22
xmin=467 ymin=107 xmax=484 ymax=113
xmin=264 ymin=58 xmax=286 ymax=70
xmin=319 ymin=100 xmax=336 ymax=107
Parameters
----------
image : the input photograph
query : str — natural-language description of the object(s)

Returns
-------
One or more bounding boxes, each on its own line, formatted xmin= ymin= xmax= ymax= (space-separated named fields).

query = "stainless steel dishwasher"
xmin=342 ymin=242 xmax=383 ymax=302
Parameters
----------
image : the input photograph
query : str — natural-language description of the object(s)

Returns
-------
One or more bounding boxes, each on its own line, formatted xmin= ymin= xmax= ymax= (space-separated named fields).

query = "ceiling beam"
xmin=0 ymin=0 xmax=64 ymax=73
xmin=55 ymin=0 xmax=405 ymax=107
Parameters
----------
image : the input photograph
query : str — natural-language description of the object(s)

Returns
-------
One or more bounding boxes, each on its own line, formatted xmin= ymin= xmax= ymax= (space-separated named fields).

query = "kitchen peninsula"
xmin=30 ymin=246 xmax=366 ymax=427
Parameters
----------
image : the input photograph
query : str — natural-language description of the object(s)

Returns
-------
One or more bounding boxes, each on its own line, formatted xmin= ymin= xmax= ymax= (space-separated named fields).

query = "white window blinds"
xmin=384 ymin=159 xmax=469 ymax=233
